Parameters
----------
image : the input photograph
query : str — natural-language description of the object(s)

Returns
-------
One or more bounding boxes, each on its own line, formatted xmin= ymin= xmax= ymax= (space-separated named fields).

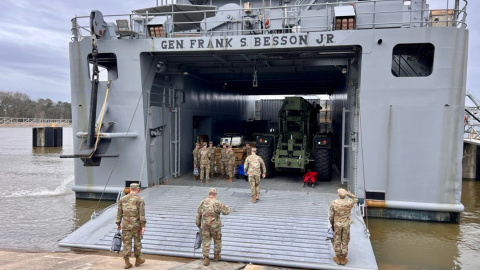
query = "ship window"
xmin=391 ymin=43 xmax=434 ymax=77
xmin=87 ymin=53 xmax=118 ymax=81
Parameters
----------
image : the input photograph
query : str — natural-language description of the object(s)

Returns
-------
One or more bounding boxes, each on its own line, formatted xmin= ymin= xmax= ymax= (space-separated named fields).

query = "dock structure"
xmin=0 ymin=117 xmax=72 ymax=127
xmin=60 ymin=185 xmax=377 ymax=270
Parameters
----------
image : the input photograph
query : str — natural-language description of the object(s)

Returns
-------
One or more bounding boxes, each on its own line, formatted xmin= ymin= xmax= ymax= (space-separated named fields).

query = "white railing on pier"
xmin=0 ymin=117 xmax=72 ymax=127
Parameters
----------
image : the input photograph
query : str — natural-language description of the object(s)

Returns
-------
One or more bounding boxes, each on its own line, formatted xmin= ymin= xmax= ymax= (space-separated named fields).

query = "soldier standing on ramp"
xmin=220 ymin=143 xmax=228 ymax=179
xmin=115 ymin=183 xmax=146 ymax=269
xmin=226 ymin=146 xmax=236 ymax=182
xmin=329 ymin=188 xmax=358 ymax=265
xmin=243 ymin=148 xmax=266 ymax=203
xmin=192 ymin=143 xmax=200 ymax=180
xmin=199 ymin=142 xmax=211 ymax=183
xmin=243 ymin=143 xmax=252 ymax=159
xmin=208 ymin=141 xmax=216 ymax=179
xmin=196 ymin=188 xmax=231 ymax=266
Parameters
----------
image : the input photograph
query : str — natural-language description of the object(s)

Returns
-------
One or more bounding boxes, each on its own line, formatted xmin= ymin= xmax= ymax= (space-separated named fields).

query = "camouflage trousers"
xmin=201 ymin=226 xmax=222 ymax=258
xmin=333 ymin=225 xmax=350 ymax=256
xmin=248 ymin=175 xmax=260 ymax=197
xmin=220 ymin=161 xmax=227 ymax=175
xmin=193 ymin=159 xmax=199 ymax=169
xmin=122 ymin=229 xmax=143 ymax=259
xmin=200 ymin=164 xmax=210 ymax=180
xmin=227 ymin=164 xmax=235 ymax=177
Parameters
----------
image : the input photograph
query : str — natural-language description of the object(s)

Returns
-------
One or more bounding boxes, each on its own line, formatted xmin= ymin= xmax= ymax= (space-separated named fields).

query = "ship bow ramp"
xmin=60 ymin=185 xmax=377 ymax=269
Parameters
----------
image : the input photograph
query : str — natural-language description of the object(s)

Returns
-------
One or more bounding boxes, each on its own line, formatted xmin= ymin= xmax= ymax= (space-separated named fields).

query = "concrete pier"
xmin=463 ymin=139 xmax=480 ymax=180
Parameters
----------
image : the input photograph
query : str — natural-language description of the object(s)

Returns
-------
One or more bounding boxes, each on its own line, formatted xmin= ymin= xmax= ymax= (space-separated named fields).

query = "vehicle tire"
xmin=257 ymin=147 xmax=274 ymax=178
xmin=314 ymin=148 xmax=332 ymax=181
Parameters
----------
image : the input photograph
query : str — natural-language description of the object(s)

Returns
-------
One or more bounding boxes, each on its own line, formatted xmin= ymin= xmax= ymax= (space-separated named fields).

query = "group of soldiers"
xmin=115 ymin=145 xmax=356 ymax=269
xmin=192 ymin=142 xmax=254 ymax=183
xmin=192 ymin=142 xmax=266 ymax=204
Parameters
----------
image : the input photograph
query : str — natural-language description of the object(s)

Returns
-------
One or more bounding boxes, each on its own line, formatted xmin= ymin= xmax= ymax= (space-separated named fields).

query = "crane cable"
xmin=358 ymin=108 xmax=370 ymax=238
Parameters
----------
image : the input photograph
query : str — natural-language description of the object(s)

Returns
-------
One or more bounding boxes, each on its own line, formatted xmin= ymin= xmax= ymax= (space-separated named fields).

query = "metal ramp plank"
xmin=59 ymin=185 xmax=377 ymax=270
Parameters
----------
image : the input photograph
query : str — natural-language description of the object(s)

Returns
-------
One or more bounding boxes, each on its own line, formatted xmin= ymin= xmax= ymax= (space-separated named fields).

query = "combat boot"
xmin=203 ymin=257 xmax=210 ymax=266
xmin=333 ymin=255 xmax=341 ymax=265
xmin=200 ymin=179 xmax=204 ymax=183
xmin=124 ymin=258 xmax=133 ymax=269
xmin=252 ymin=197 xmax=256 ymax=203
xmin=221 ymin=174 xmax=225 ymax=178
xmin=256 ymin=194 xmax=259 ymax=200
xmin=213 ymin=253 xmax=221 ymax=262
xmin=340 ymin=254 xmax=348 ymax=265
xmin=230 ymin=177 xmax=234 ymax=182
xmin=135 ymin=257 xmax=145 ymax=266
xmin=206 ymin=179 xmax=211 ymax=183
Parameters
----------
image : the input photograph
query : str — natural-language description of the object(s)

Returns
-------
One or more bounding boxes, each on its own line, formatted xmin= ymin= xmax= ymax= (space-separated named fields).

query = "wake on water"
xmin=5 ymin=176 xmax=74 ymax=198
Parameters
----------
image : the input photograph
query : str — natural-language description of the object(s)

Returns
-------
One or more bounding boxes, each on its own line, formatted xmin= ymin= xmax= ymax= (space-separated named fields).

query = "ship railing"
xmin=0 ymin=117 xmax=72 ymax=127
xmin=71 ymin=0 xmax=468 ymax=40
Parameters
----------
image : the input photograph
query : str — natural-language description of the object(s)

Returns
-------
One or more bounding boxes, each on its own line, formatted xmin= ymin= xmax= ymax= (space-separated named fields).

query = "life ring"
xmin=265 ymin=20 xmax=270 ymax=29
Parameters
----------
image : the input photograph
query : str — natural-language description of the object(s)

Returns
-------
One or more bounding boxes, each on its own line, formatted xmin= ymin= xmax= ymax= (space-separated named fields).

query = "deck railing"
xmin=0 ymin=117 xmax=72 ymax=127
xmin=72 ymin=0 xmax=468 ymax=40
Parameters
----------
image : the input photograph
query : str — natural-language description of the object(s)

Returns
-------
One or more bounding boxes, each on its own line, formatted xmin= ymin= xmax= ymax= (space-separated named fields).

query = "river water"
xmin=0 ymin=127 xmax=478 ymax=269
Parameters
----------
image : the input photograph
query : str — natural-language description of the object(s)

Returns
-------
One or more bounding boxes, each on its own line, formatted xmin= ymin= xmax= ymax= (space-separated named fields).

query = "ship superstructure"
xmin=65 ymin=0 xmax=469 ymax=222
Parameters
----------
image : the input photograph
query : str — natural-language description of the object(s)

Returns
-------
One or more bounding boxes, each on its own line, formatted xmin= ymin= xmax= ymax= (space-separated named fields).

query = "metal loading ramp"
xmin=59 ymin=186 xmax=377 ymax=270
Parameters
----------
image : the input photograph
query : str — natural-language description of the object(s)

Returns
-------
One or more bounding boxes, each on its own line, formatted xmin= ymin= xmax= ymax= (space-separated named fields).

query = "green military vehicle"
xmin=255 ymin=97 xmax=332 ymax=181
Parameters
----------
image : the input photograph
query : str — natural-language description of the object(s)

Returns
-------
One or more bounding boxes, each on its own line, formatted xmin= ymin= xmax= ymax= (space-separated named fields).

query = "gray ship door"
xmin=148 ymin=86 xmax=181 ymax=184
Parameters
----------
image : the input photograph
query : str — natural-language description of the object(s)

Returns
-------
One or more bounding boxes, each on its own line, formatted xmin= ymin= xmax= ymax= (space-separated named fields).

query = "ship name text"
xmin=157 ymin=33 xmax=336 ymax=50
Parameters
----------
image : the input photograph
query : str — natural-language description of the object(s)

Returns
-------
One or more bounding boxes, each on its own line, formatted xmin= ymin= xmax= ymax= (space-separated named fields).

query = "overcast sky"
xmin=0 ymin=0 xmax=478 ymax=102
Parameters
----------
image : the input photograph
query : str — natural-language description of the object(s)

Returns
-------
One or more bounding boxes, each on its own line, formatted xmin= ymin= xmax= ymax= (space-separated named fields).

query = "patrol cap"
xmin=130 ymin=183 xmax=140 ymax=190
xmin=337 ymin=188 xmax=347 ymax=194
xmin=227 ymin=145 xmax=232 ymax=149
xmin=195 ymin=143 xmax=200 ymax=146
xmin=203 ymin=142 xmax=207 ymax=146
xmin=209 ymin=141 xmax=213 ymax=144
xmin=209 ymin=188 xmax=217 ymax=194
xmin=251 ymin=147 xmax=257 ymax=152
xmin=223 ymin=143 xmax=227 ymax=146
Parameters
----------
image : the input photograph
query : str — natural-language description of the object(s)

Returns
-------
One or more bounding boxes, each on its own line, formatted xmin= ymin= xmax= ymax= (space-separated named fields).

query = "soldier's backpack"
xmin=110 ymin=230 xmax=122 ymax=253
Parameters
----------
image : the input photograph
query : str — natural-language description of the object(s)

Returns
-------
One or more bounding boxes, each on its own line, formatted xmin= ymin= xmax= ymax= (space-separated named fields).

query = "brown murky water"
xmin=0 ymin=127 xmax=478 ymax=269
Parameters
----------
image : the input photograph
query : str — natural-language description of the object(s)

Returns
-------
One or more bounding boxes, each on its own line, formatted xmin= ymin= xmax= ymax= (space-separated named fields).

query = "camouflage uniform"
xmin=208 ymin=142 xmax=216 ymax=177
xmin=195 ymin=188 xmax=231 ymax=260
xmin=226 ymin=148 xmax=236 ymax=178
xmin=244 ymin=146 xmax=252 ymax=158
xmin=220 ymin=145 xmax=228 ymax=177
xmin=193 ymin=144 xmax=200 ymax=180
xmin=329 ymin=191 xmax=358 ymax=259
xmin=115 ymin=184 xmax=146 ymax=260
xmin=193 ymin=144 xmax=200 ymax=169
xmin=244 ymin=151 xmax=266 ymax=199
xmin=199 ymin=143 xmax=211 ymax=182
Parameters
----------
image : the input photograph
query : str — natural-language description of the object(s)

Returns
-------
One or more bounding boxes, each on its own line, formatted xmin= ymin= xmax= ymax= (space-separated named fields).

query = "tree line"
xmin=0 ymin=91 xmax=72 ymax=119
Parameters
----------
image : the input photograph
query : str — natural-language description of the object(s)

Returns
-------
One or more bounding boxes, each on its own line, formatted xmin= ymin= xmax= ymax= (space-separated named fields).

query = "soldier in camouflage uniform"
xmin=116 ymin=183 xmax=146 ymax=269
xmin=192 ymin=143 xmax=200 ymax=180
xmin=243 ymin=143 xmax=252 ymax=159
xmin=195 ymin=188 xmax=231 ymax=266
xmin=199 ymin=142 xmax=211 ymax=183
xmin=220 ymin=143 xmax=228 ymax=179
xmin=225 ymin=146 xmax=236 ymax=182
xmin=243 ymin=148 xmax=266 ymax=203
xmin=329 ymin=188 xmax=358 ymax=265
xmin=208 ymin=141 xmax=216 ymax=179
